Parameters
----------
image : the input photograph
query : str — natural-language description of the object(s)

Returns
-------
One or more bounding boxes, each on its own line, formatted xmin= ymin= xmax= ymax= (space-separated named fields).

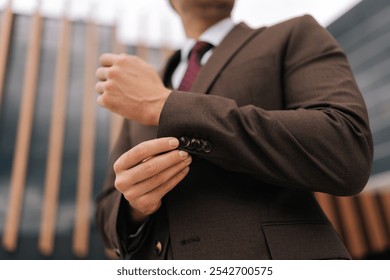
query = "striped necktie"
xmin=178 ymin=41 xmax=213 ymax=91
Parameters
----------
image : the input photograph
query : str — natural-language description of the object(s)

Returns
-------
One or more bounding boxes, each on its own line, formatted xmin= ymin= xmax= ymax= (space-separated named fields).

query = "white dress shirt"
xmin=171 ymin=17 xmax=236 ymax=89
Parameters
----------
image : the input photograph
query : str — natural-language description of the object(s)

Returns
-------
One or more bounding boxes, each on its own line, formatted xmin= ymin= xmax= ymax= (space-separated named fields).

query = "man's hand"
xmin=114 ymin=137 xmax=192 ymax=223
xmin=95 ymin=53 xmax=171 ymax=126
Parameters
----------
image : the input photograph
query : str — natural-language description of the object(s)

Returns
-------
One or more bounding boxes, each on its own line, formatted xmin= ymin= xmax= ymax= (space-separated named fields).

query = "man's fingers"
xmin=117 ymin=149 xmax=189 ymax=186
xmin=95 ymin=81 xmax=105 ymax=94
xmin=122 ymin=157 xmax=192 ymax=200
xmin=114 ymin=137 xmax=180 ymax=171
xmin=153 ymin=166 xmax=190 ymax=198
xmin=128 ymin=167 xmax=190 ymax=217
xmin=96 ymin=67 xmax=108 ymax=81
xmin=99 ymin=53 xmax=118 ymax=67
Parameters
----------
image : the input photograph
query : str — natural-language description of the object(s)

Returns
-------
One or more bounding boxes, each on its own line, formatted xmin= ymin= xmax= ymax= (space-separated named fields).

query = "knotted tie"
xmin=178 ymin=41 xmax=213 ymax=91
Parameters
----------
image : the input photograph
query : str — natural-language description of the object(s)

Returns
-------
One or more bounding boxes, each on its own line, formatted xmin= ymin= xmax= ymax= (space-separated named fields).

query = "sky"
xmin=0 ymin=0 xmax=362 ymax=47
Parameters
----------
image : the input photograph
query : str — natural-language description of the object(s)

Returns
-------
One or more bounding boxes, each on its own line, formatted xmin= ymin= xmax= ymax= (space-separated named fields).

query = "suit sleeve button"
xmin=154 ymin=241 xmax=163 ymax=256
xmin=203 ymin=141 xmax=212 ymax=153
xmin=179 ymin=136 xmax=190 ymax=148
xmin=196 ymin=139 xmax=207 ymax=151
xmin=188 ymin=138 xmax=201 ymax=150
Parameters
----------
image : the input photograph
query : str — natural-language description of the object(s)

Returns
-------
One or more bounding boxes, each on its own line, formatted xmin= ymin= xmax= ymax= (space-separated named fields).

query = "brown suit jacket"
xmin=95 ymin=15 xmax=373 ymax=260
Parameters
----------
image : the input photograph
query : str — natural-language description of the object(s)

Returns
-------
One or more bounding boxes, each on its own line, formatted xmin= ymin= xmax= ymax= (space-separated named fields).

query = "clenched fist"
xmin=95 ymin=53 xmax=171 ymax=126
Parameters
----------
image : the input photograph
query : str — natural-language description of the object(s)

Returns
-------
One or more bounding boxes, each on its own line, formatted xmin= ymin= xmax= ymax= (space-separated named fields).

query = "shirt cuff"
xmin=117 ymin=195 xmax=152 ymax=259
xmin=128 ymin=217 xmax=149 ymax=239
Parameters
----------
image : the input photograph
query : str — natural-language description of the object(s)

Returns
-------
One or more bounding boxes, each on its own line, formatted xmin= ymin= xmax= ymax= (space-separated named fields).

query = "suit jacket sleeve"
xmin=156 ymin=15 xmax=373 ymax=196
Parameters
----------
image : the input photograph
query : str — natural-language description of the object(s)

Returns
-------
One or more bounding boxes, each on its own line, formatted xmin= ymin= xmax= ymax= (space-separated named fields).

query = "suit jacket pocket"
xmin=262 ymin=222 xmax=351 ymax=260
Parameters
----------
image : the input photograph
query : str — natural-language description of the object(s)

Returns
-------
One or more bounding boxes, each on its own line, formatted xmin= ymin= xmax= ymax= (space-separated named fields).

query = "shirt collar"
xmin=180 ymin=17 xmax=235 ymax=61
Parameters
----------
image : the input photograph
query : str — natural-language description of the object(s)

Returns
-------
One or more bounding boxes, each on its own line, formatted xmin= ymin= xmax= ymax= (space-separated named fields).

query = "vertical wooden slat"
xmin=72 ymin=20 xmax=99 ymax=258
xmin=336 ymin=196 xmax=368 ymax=259
xmin=358 ymin=192 xmax=389 ymax=253
xmin=38 ymin=16 xmax=72 ymax=256
xmin=0 ymin=1 xmax=13 ymax=109
xmin=109 ymin=25 xmax=125 ymax=152
xmin=2 ymin=9 xmax=43 ymax=252
xmin=379 ymin=192 xmax=390 ymax=242
xmin=315 ymin=193 xmax=342 ymax=235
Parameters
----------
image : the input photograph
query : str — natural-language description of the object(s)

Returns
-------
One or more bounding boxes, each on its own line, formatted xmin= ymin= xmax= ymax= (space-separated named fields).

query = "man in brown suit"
xmin=95 ymin=0 xmax=373 ymax=259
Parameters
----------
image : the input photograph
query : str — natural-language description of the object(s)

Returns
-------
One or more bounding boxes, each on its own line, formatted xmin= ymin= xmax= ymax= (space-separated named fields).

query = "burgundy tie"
xmin=178 ymin=41 xmax=213 ymax=91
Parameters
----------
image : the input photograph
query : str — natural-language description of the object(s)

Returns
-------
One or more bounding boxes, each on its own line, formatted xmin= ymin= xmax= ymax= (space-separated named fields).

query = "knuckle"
xmin=148 ymin=172 xmax=166 ymax=188
xmin=98 ymin=94 xmax=108 ymax=107
xmin=113 ymin=160 xmax=122 ymax=173
xmin=123 ymin=189 xmax=136 ymax=202
xmin=136 ymin=197 xmax=160 ymax=215
xmin=106 ymin=67 xmax=116 ymax=79
xmin=135 ymin=196 xmax=148 ymax=207
xmin=104 ymin=80 xmax=115 ymax=91
xmin=155 ymin=172 xmax=167 ymax=185
xmin=115 ymin=173 xmax=135 ymax=193
xmin=114 ymin=176 xmax=125 ymax=191
xmin=149 ymin=200 xmax=162 ymax=214
xmin=143 ymin=161 xmax=156 ymax=175
xmin=132 ymin=197 xmax=149 ymax=213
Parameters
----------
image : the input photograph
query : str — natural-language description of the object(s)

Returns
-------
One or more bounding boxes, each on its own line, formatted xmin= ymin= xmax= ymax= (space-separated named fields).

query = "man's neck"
xmin=182 ymin=16 xmax=230 ymax=39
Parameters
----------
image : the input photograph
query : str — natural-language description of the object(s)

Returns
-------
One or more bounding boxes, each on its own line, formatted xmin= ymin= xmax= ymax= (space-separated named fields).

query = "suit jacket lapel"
xmin=191 ymin=22 xmax=265 ymax=94
xmin=162 ymin=50 xmax=181 ymax=88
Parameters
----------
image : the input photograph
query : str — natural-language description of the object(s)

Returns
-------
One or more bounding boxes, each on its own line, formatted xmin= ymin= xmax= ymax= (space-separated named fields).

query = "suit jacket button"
xmin=197 ymin=139 xmax=207 ymax=151
xmin=188 ymin=138 xmax=200 ymax=150
xmin=154 ymin=241 xmax=163 ymax=256
xmin=179 ymin=136 xmax=190 ymax=148
xmin=203 ymin=141 xmax=212 ymax=153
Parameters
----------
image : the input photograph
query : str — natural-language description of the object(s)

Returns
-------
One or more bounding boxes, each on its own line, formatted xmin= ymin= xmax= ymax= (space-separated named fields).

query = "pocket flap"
xmin=262 ymin=222 xmax=351 ymax=259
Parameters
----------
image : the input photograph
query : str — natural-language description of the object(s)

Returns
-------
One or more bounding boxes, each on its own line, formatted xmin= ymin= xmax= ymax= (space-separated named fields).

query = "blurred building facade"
xmin=0 ymin=8 xmax=169 ymax=259
xmin=0 ymin=0 xmax=389 ymax=259
xmin=328 ymin=0 xmax=390 ymax=185
xmin=0 ymin=12 xmax=113 ymax=259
